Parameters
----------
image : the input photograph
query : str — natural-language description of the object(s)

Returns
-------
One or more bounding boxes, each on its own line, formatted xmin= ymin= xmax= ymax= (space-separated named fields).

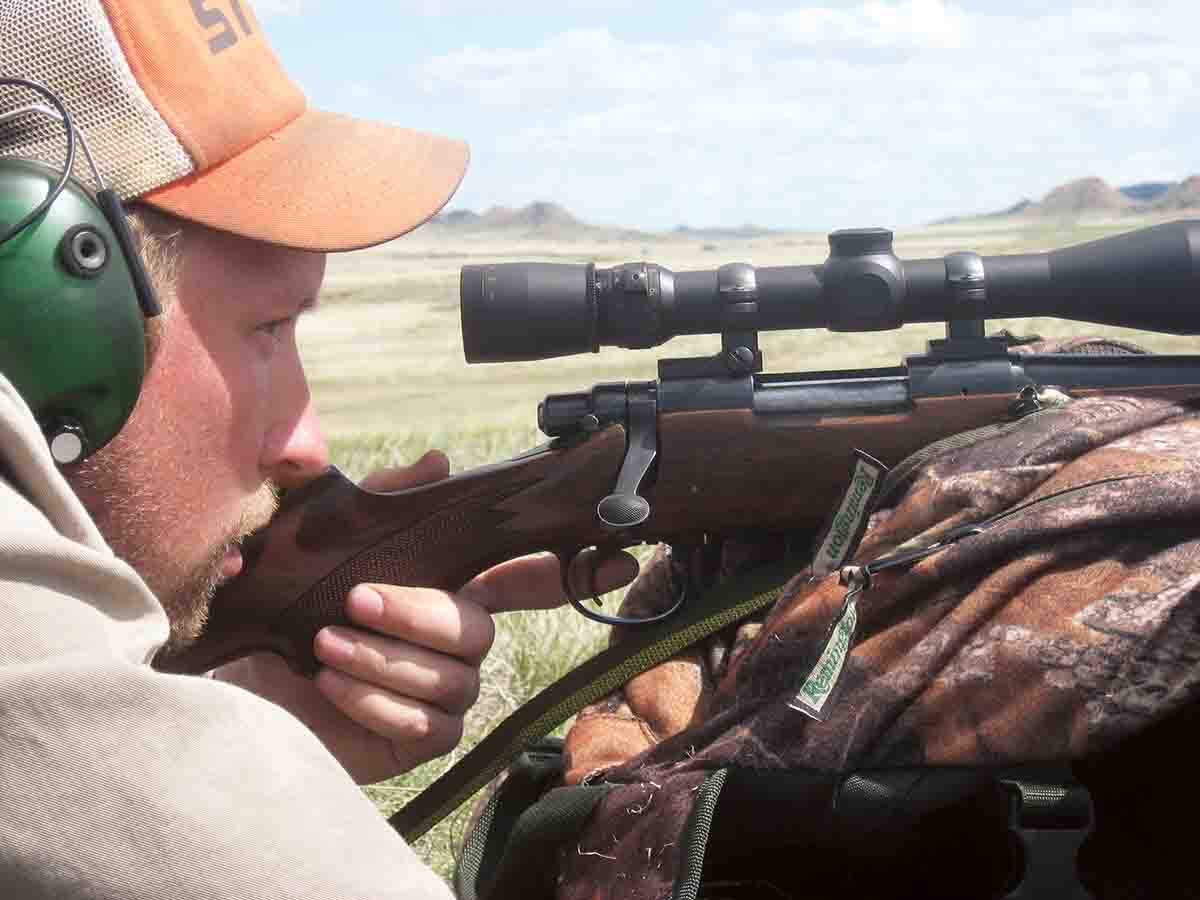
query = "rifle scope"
xmin=461 ymin=220 xmax=1200 ymax=363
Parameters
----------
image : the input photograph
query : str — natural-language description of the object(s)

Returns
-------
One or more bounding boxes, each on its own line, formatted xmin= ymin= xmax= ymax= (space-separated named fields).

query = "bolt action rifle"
xmin=154 ymin=220 xmax=1200 ymax=677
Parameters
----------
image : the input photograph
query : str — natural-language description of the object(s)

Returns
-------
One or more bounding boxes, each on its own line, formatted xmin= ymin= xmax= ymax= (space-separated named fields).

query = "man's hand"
xmin=216 ymin=451 xmax=638 ymax=784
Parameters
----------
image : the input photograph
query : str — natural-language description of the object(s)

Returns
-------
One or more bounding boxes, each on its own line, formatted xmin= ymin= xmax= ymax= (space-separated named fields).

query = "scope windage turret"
xmin=460 ymin=220 xmax=1200 ymax=363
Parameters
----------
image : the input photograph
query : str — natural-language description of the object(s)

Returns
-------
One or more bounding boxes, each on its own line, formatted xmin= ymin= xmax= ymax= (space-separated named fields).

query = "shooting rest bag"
xmin=458 ymin=337 xmax=1200 ymax=900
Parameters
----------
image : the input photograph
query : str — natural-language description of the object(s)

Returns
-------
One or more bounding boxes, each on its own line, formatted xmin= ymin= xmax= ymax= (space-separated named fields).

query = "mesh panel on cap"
xmin=0 ymin=0 xmax=195 ymax=198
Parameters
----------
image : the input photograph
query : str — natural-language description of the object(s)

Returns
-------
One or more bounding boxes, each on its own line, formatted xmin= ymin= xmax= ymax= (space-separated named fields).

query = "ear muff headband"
xmin=0 ymin=78 xmax=159 ymax=464
xmin=0 ymin=78 xmax=75 ymax=248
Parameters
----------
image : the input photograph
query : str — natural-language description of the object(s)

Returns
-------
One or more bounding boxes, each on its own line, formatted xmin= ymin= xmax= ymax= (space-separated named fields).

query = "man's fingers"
xmin=358 ymin=449 xmax=450 ymax=493
xmin=316 ymin=547 xmax=641 ymax=777
xmin=460 ymin=548 xmax=640 ymax=614
xmin=314 ymin=667 xmax=464 ymax=764
xmin=565 ymin=548 xmax=642 ymax=604
xmin=314 ymin=625 xmax=481 ymax=714
xmin=346 ymin=584 xmax=496 ymax=663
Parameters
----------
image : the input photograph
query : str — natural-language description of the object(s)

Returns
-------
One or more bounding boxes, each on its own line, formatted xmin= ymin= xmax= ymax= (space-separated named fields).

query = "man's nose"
xmin=263 ymin=400 xmax=330 ymax=489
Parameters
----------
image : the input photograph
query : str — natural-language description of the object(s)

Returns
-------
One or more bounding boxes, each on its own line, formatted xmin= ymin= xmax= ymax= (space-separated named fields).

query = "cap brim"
xmin=140 ymin=108 xmax=469 ymax=252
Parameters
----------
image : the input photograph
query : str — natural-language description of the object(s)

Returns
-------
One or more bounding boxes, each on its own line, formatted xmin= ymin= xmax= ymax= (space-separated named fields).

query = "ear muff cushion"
xmin=0 ymin=158 xmax=145 ymax=459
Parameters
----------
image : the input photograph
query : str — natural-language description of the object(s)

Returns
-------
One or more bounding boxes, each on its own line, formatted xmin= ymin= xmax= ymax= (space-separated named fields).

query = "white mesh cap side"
xmin=0 ymin=0 xmax=195 ymax=197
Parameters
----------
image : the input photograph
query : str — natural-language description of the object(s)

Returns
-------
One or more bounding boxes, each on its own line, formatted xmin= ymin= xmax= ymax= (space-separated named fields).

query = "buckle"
xmin=1000 ymin=775 xmax=1095 ymax=899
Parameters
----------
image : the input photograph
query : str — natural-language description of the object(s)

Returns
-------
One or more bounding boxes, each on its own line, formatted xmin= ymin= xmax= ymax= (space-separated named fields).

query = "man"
xmin=0 ymin=1 xmax=631 ymax=896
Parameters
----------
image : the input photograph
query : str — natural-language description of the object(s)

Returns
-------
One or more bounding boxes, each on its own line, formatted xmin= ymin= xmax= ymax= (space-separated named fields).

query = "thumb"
xmin=359 ymin=449 xmax=451 ymax=493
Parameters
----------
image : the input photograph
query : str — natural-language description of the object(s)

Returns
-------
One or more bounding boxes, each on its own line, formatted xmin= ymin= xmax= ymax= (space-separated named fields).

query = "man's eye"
xmin=257 ymin=317 xmax=291 ymax=340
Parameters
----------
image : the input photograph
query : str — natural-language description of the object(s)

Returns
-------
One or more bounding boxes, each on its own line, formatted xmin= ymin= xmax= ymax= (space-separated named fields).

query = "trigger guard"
xmin=560 ymin=547 xmax=686 ymax=627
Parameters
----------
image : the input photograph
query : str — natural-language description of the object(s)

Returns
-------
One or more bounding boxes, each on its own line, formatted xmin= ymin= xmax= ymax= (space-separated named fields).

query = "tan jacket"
xmin=0 ymin=374 xmax=451 ymax=899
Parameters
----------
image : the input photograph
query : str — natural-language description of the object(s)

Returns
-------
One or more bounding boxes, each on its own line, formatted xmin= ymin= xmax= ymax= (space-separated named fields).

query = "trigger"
xmin=559 ymin=547 xmax=604 ymax=608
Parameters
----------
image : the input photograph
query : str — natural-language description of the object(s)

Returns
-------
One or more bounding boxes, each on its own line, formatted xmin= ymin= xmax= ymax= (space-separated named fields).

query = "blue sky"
xmin=255 ymin=1 xmax=1198 ymax=231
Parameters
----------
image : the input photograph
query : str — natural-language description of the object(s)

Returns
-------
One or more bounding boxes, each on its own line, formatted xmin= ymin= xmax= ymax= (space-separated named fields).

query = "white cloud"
xmin=421 ymin=1 xmax=1200 ymax=228
xmin=292 ymin=0 xmax=640 ymax=15
xmin=416 ymin=28 xmax=711 ymax=107
xmin=726 ymin=0 xmax=970 ymax=50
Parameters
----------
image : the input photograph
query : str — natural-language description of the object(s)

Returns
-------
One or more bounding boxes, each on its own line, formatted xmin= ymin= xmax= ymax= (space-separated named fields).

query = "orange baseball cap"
xmin=0 ymin=0 xmax=468 ymax=251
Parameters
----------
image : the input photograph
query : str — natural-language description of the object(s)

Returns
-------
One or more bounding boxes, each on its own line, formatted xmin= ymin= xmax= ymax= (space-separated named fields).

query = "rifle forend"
xmin=461 ymin=220 xmax=1200 ymax=364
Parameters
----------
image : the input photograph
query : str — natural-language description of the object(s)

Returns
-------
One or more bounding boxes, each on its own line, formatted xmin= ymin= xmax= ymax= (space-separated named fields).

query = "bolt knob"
xmin=597 ymin=493 xmax=650 ymax=529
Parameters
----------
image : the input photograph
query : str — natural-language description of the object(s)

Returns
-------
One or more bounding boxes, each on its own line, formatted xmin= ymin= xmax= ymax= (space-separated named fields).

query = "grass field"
xmin=299 ymin=213 xmax=1199 ymax=882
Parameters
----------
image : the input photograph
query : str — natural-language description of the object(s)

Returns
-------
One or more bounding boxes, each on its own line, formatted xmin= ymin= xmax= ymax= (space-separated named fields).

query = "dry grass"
xmin=303 ymin=214 xmax=1199 ymax=884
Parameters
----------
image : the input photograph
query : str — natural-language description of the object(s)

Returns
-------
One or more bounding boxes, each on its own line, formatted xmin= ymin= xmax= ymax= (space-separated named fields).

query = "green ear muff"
xmin=0 ymin=157 xmax=146 ymax=463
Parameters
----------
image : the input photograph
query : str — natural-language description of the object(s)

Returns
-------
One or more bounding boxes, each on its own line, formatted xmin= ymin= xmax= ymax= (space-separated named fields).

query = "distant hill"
xmin=432 ymin=201 xmax=582 ymax=231
xmin=477 ymin=201 xmax=582 ymax=230
xmin=672 ymin=223 xmax=775 ymax=239
xmin=1029 ymin=177 xmax=1134 ymax=216
xmin=1120 ymin=181 xmax=1174 ymax=203
xmin=1155 ymin=175 xmax=1200 ymax=210
xmin=997 ymin=198 xmax=1032 ymax=217
xmin=430 ymin=201 xmax=778 ymax=239
xmin=435 ymin=208 xmax=483 ymax=227
xmin=436 ymin=178 xmax=1199 ymax=236
xmin=935 ymin=174 xmax=1200 ymax=224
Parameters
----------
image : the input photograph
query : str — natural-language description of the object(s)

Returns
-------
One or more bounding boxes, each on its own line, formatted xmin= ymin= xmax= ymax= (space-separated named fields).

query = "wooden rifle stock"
xmin=152 ymin=382 xmax=1200 ymax=677
xmin=153 ymin=426 xmax=627 ymax=675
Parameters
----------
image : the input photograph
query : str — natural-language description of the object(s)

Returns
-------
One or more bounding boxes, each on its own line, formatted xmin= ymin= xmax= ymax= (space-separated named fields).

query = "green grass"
xmin=305 ymin=217 xmax=1200 ymax=884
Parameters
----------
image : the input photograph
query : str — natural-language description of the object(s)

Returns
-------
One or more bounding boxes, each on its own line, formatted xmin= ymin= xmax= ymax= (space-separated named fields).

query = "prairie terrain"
xmin=299 ymin=212 xmax=1199 ymax=880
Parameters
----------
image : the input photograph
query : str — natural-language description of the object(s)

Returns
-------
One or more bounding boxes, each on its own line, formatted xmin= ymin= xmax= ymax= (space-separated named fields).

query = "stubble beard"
xmin=67 ymin=447 xmax=279 ymax=657
xmin=158 ymin=484 xmax=279 ymax=656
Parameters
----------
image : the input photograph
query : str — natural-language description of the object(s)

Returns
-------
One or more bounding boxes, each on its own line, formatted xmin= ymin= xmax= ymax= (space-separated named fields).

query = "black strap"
xmin=693 ymin=765 xmax=1096 ymax=900
xmin=455 ymin=739 xmax=614 ymax=900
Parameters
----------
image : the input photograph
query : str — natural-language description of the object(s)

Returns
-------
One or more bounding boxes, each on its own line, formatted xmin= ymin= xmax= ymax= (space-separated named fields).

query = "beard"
xmin=153 ymin=485 xmax=279 ymax=656
xmin=66 ymin=431 xmax=279 ymax=656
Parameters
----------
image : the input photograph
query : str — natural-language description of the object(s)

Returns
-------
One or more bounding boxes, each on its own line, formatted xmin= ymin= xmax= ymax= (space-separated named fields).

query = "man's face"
xmin=68 ymin=222 xmax=330 ymax=652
